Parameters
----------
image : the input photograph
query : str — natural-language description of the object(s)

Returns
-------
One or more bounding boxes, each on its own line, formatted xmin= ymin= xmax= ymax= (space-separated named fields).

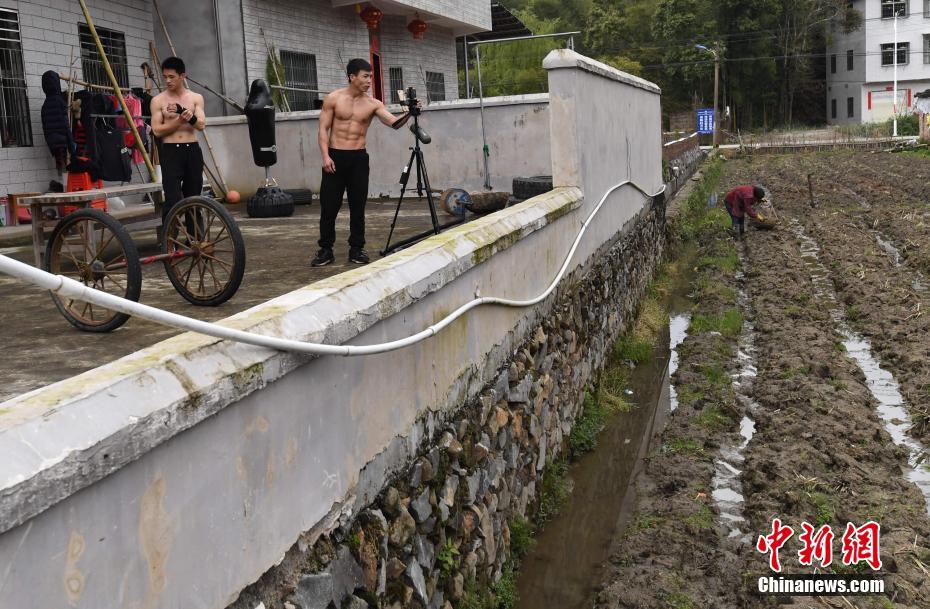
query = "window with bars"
xmin=925 ymin=0 xmax=930 ymax=17
xmin=389 ymin=67 xmax=404 ymax=104
xmin=79 ymin=24 xmax=129 ymax=88
xmin=425 ymin=71 xmax=445 ymax=102
xmin=924 ymin=35 xmax=930 ymax=63
xmin=847 ymin=49 xmax=854 ymax=70
xmin=0 ymin=8 xmax=32 ymax=147
xmin=881 ymin=0 xmax=907 ymax=18
xmin=280 ymin=50 xmax=319 ymax=111
xmin=881 ymin=42 xmax=910 ymax=65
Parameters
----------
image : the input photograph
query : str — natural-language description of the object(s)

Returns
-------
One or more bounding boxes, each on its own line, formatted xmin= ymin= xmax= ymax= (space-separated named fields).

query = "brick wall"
xmin=1 ymin=0 xmax=153 ymax=197
xmin=241 ymin=0 xmax=459 ymax=107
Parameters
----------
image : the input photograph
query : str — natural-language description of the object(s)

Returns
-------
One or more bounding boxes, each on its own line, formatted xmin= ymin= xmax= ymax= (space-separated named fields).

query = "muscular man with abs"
xmin=311 ymin=58 xmax=418 ymax=266
xmin=151 ymin=56 xmax=206 ymax=219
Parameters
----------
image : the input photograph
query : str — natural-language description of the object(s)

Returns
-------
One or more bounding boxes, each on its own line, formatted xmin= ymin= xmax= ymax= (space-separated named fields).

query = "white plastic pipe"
xmin=0 ymin=180 xmax=664 ymax=356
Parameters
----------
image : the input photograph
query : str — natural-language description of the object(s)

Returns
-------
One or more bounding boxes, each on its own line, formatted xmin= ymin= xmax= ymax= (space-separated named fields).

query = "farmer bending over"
xmin=724 ymin=185 xmax=766 ymax=239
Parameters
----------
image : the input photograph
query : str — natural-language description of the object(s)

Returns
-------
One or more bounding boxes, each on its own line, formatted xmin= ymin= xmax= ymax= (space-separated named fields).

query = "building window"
xmin=924 ymin=35 xmax=930 ymax=63
xmin=847 ymin=97 xmax=854 ymax=117
xmin=847 ymin=49 xmax=854 ymax=70
xmin=0 ymin=8 xmax=32 ymax=147
xmin=830 ymin=54 xmax=837 ymax=73
xmin=79 ymin=24 xmax=129 ymax=88
xmin=881 ymin=42 xmax=910 ymax=66
xmin=882 ymin=0 xmax=908 ymax=18
xmin=389 ymin=67 xmax=404 ymax=104
xmin=831 ymin=99 xmax=837 ymax=119
xmin=280 ymin=50 xmax=319 ymax=111
xmin=925 ymin=0 xmax=930 ymax=17
xmin=425 ymin=71 xmax=445 ymax=102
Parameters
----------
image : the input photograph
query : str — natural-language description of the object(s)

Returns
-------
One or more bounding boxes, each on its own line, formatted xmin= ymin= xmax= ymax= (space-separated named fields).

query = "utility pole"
xmin=713 ymin=44 xmax=720 ymax=147
xmin=893 ymin=8 xmax=900 ymax=137
xmin=696 ymin=44 xmax=721 ymax=147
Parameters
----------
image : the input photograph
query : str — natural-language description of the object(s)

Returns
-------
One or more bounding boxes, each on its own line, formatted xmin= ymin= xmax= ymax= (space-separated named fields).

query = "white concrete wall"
xmin=545 ymin=50 xmax=663 ymax=264
xmin=0 ymin=0 xmax=153 ymax=197
xmin=0 ymin=51 xmax=662 ymax=609
xmin=203 ymin=94 xmax=552 ymax=197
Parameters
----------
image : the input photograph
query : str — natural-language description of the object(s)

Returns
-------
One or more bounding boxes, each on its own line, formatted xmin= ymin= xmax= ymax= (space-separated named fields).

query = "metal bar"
xmin=269 ymin=84 xmax=329 ymax=95
xmin=152 ymin=0 xmax=230 ymax=197
xmin=77 ymin=0 xmax=156 ymax=179
xmin=467 ymin=31 xmax=581 ymax=47
xmin=476 ymin=44 xmax=491 ymax=190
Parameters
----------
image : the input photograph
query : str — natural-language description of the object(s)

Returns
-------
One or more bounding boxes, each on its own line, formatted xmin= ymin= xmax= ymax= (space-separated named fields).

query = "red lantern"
xmin=359 ymin=5 xmax=383 ymax=30
xmin=407 ymin=17 xmax=428 ymax=39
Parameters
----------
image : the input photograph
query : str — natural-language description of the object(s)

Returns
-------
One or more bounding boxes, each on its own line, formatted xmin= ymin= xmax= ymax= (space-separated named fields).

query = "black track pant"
xmin=318 ymin=148 xmax=369 ymax=250
xmin=161 ymin=142 xmax=203 ymax=218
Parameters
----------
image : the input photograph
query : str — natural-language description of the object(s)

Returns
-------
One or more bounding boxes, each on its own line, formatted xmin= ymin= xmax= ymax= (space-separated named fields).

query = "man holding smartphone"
xmin=151 ymin=56 xmax=206 ymax=218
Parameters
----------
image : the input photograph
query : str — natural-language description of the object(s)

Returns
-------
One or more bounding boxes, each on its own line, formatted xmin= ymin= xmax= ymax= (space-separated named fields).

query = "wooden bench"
xmin=19 ymin=183 xmax=165 ymax=267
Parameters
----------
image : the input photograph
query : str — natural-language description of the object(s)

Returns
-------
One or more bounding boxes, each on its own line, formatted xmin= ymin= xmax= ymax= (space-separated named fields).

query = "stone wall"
xmin=230 ymin=194 xmax=668 ymax=609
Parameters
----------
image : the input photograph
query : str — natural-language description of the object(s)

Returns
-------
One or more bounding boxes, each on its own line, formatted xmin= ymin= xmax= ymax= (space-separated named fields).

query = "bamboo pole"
xmin=76 ymin=0 xmax=156 ymax=180
xmin=152 ymin=0 xmax=230 ymax=197
xmin=59 ymin=73 xmax=128 ymax=92
xmin=147 ymin=42 xmax=164 ymax=88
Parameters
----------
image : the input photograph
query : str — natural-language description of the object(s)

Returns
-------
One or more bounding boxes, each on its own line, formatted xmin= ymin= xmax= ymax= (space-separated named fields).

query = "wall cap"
xmin=543 ymin=49 xmax=661 ymax=95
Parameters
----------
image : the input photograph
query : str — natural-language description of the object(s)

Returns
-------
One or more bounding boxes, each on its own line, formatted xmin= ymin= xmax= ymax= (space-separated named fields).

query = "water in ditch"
xmin=514 ymin=260 xmax=695 ymax=609
xmin=709 ymin=269 xmax=757 ymax=543
xmin=794 ymin=221 xmax=930 ymax=514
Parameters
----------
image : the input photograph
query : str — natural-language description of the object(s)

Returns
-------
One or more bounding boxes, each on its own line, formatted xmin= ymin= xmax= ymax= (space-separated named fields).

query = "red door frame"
xmin=369 ymin=30 xmax=385 ymax=102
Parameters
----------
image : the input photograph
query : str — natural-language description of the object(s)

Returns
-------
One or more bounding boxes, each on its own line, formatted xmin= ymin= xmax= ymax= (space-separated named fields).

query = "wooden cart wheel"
xmin=45 ymin=209 xmax=142 ymax=332
xmin=162 ymin=196 xmax=246 ymax=306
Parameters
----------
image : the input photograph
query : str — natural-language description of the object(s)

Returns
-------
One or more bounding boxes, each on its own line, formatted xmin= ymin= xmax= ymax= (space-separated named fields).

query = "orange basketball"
xmin=225 ymin=190 xmax=241 ymax=203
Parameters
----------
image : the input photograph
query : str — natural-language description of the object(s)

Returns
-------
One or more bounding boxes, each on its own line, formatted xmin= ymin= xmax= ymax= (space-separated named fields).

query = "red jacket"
xmin=724 ymin=185 xmax=760 ymax=219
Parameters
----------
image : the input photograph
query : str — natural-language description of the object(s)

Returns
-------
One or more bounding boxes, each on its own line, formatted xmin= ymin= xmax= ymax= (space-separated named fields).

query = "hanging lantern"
xmin=407 ymin=16 xmax=428 ymax=39
xmin=359 ymin=5 xmax=383 ymax=30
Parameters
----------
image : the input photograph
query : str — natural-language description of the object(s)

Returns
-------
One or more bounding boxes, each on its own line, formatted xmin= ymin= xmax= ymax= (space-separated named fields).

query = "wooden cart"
xmin=21 ymin=184 xmax=245 ymax=332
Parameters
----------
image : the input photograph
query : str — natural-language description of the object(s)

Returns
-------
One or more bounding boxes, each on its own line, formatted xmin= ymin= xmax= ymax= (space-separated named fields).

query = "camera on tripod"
xmin=398 ymin=86 xmax=430 ymax=144
xmin=400 ymin=86 xmax=421 ymax=117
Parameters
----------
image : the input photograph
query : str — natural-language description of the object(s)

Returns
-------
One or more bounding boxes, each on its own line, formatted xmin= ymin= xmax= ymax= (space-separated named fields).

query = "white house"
xmin=827 ymin=0 xmax=930 ymax=124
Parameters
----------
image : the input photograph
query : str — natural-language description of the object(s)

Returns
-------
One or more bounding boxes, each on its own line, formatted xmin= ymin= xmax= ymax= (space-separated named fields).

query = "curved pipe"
xmin=0 ymin=180 xmax=665 ymax=356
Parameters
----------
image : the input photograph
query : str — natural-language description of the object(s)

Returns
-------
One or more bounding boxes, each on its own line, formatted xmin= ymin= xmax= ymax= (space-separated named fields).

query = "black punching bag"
xmin=245 ymin=79 xmax=294 ymax=218
xmin=245 ymin=79 xmax=277 ymax=167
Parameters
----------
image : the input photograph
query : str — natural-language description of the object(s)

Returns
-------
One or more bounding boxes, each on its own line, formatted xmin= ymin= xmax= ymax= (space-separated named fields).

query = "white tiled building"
xmin=0 ymin=0 xmax=490 ymax=201
xmin=827 ymin=0 xmax=930 ymax=124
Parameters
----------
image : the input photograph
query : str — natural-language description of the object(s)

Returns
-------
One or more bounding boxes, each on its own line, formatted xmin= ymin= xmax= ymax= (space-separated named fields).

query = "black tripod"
xmin=381 ymin=114 xmax=467 ymax=256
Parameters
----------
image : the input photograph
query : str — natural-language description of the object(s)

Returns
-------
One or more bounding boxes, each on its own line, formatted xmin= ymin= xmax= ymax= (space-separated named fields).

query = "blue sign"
xmin=697 ymin=108 xmax=715 ymax=134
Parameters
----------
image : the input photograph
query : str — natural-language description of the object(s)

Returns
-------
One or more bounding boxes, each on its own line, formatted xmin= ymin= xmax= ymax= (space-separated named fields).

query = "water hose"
xmin=0 ymin=180 xmax=664 ymax=356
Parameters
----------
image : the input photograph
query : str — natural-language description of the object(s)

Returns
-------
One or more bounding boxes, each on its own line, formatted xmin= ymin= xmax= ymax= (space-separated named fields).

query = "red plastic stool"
xmin=63 ymin=171 xmax=108 ymax=215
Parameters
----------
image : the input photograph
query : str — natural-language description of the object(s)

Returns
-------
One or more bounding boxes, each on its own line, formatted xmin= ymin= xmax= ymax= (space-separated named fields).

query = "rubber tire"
xmin=512 ymin=175 xmax=553 ymax=201
xmin=283 ymin=188 xmax=314 ymax=205
xmin=45 ymin=208 xmax=141 ymax=332
xmin=247 ymin=186 xmax=295 ymax=218
xmin=163 ymin=196 xmax=246 ymax=306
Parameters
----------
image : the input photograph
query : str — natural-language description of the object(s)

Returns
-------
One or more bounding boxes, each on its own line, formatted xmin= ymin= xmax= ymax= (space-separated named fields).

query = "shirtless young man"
xmin=151 ymin=56 xmax=206 ymax=218
xmin=311 ymin=58 xmax=417 ymax=266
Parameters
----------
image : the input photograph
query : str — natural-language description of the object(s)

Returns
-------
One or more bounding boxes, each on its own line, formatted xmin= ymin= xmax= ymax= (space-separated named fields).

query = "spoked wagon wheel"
xmin=44 ymin=209 xmax=142 ymax=332
xmin=162 ymin=196 xmax=246 ymax=306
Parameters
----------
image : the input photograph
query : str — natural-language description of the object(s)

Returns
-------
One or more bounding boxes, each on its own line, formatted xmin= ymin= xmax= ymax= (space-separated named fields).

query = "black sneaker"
xmin=348 ymin=248 xmax=370 ymax=264
xmin=311 ymin=248 xmax=335 ymax=267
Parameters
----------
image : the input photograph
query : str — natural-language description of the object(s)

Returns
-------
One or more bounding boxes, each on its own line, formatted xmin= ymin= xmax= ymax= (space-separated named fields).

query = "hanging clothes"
xmin=40 ymin=70 xmax=72 ymax=170
xmin=115 ymin=93 xmax=147 ymax=164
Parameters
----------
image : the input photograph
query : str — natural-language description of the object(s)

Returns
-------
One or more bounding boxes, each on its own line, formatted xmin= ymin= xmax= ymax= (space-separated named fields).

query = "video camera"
xmin=400 ymin=86 xmax=421 ymax=117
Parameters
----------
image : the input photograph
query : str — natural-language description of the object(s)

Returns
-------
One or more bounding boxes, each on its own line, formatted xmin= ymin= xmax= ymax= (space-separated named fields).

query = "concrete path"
xmin=0 ymin=198 xmax=442 ymax=402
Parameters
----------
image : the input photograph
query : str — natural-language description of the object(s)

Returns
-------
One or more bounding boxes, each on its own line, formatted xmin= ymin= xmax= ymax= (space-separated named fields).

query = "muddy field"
xmin=593 ymin=151 xmax=930 ymax=608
